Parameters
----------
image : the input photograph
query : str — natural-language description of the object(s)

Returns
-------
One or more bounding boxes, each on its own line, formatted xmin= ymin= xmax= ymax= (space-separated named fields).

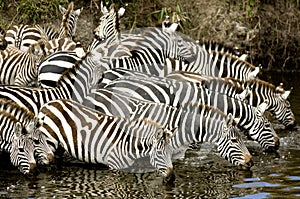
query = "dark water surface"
xmin=0 ymin=72 xmax=299 ymax=199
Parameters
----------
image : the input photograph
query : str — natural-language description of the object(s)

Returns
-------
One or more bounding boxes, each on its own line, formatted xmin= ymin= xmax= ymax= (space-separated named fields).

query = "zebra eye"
xmin=33 ymin=139 xmax=40 ymax=144
xmin=231 ymin=138 xmax=238 ymax=143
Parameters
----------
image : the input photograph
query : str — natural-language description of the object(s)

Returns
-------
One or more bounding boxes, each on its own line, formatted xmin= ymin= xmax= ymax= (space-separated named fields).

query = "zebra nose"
xmin=163 ymin=167 xmax=176 ymax=184
xmin=243 ymin=153 xmax=253 ymax=168
xmin=47 ymin=153 xmax=55 ymax=164
xmin=29 ymin=162 xmax=37 ymax=172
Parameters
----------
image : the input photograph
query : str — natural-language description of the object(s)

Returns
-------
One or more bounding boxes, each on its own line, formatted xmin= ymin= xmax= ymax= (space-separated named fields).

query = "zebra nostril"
xmin=286 ymin=121 xmax=297 ymax=130
xmin=29 ymin=162 xmax=37 ymax=171
xmin=47 ymin=153 xmax=55 ymax=164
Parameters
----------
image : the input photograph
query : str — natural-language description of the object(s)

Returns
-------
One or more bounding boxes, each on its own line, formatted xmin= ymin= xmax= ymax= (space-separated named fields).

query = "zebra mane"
xmin=225 ymin=77 xmax=284 ymax=94
xmin=60 ymin=2 xmax=74 ymax=38
xmin=198 ymin=39 xmax=245 ymax=57
xmin=210 ymin=50 xmax=256 ymax=70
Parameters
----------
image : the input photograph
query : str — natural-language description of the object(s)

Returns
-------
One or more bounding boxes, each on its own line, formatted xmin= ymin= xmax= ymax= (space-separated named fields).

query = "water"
xmin=0 ymin=72 xmax=299 ymax=198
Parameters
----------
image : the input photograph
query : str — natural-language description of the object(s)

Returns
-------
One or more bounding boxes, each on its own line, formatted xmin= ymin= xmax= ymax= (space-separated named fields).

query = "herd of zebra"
xmin=0 ymin=1 xmax=296 ymax=183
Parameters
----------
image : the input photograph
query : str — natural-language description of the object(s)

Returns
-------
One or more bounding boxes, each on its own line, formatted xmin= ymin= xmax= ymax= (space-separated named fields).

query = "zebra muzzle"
xmin=163 ymin=167 xmax=176 ymax=184
xmin=242 ymin=153 xmax=253 ymax=169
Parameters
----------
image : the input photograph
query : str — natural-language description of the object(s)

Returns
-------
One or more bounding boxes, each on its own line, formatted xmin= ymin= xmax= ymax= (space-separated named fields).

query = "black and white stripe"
xmin=94 ymin=68 xmax=279 ymax=151
xmin=0 ymin=110 xmax=36 ymax=174
xmin=37 ymin=99 xmax=175 ymax=182
xmin=58 ymin=2 xmax=83 ymax=39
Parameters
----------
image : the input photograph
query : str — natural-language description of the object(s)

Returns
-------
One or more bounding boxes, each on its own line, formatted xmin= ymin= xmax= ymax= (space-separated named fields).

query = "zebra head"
xmin=217 ymin=113 xmax=253 ymax=168
xmin=94 ymin=2 xmax=125 ymax=41
xmin=150 ymin=125 xmax=176 ymax=183
xmin=248 ymin=101 xmax=280 ymax=152
xmin=59 ymin=2 xmax=83 ymax=39
xmin=273 ymin=84 xmax=296 ymax=129
xmin=28 ymin=120 xmax=55 ymax=166
xmin=10 ymin=122 xmax=36 ymax=174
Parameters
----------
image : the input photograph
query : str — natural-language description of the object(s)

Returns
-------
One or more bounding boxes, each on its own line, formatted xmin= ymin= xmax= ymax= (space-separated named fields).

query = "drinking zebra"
xmin=0 ymin=110 xmax=37 ymax=174
xmin=36 ymin=99 xmax=252 ymax=182
xmin=166 ymin=70 xmax=295 ymax=128
xmin=90 ymin=68 xmax=278 ymax=151
xmin=0 ymin=98 xmax=54 ymax=165
xmin=37 ymin=99 xmax=175 ymax=183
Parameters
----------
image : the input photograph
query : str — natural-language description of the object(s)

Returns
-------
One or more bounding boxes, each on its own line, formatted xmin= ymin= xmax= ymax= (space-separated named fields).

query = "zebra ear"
xmin=59 ymin=4 xmax=67 ymax=14
xmin=14 ymin=122 xmax=23 ymax=139
xmin=28 ymin=117 xmax=39 ymax=133
xmin=100 ymin=1 xmax=109 ymax=15
xmin=248 ymin=66 xmax=260 ymax=79
xmin=257 ymin=101 xmax=268 ymax=116
xmin=118 ymin=7 xmax=126 ymax=17
xmin=235 ymin=86 xmax=251 ymax=102
xmin=282 ymin=89 xmax=292 ymax=100
xmin=74 ymin=7 xmax=83 ymax=16
xmin=225 ymin=113 xmax=234 ymax=127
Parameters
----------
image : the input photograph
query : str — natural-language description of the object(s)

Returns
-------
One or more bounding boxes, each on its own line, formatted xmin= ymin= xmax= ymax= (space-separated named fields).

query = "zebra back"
xmin=58 ymin=2 xmax=83 ymax=39
xmin=35 ymin=24 xmax=59 ymax=40
xmin=37 ymin=99 xmax=175 ymax=182
xmin=167 ymin=70 xmax=295 ymax=128
xmin=198 ymin=39 xmax=248 ymax=61
xmin=0 ymin=110 xmax=36 ymax=174
xmin=37 ymin=51 xmax=81 ymax=88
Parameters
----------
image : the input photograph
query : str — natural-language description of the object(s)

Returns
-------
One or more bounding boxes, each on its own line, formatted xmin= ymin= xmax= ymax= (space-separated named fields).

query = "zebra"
xmin=0 ymin=110 xmax=37 ymax=174
xmin=5 ymin=24 xmax=48 ymax=52
xmin=0 ymin=49 xmax=102 ymax=115
xmin=85 ymin=2 xmax=259 ymax=80
xmin=36 ymin=99 xmax=252 ymax=182
xmin=0 ymin=44 xmax=44 ymax=86
xmin=166 ymin=70 xmax=296 ymax=128
xmin=0 ymin=98 xmax=54 ymax=165
xmin=91 ymin=68 xmax=279 ymax=151
xmin=37 ymin=98 xmax=175 ymax=183
xmin=81 ymin=91 xmax=253 ymax=166
xmin=58 ymin=2 xmax=83 ymax=39
xmin=88 ymin=2 xmax=126 ymax=51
